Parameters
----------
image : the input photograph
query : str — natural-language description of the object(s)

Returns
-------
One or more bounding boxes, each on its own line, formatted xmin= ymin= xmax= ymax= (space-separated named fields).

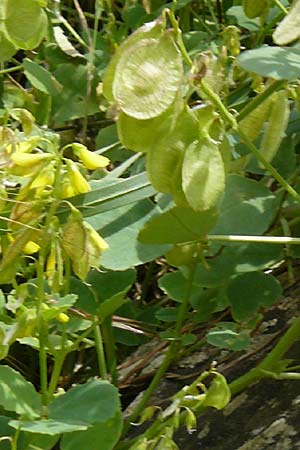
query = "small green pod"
xmin=260 ymin=90 xmax=289 ymax=164
xmin=242 ymin=0 xmax=269 ymax=18
xmin=239 ymin=96 xmax=272 ymax=142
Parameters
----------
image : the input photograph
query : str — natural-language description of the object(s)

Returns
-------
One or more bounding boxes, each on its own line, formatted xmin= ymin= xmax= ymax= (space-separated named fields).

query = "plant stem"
xmin=48 ymin=351 xmax=66 ymax=397
xmin=238 ymin=128 xmax=300 ymax=202
xmin=200 ymin=80 xmax=237 ymax=130
xmin=208 ymin=235 xmax=300 ymax=245
xmin=0 ymin=65 xmax=22 ymax=75
xmin=230 ymin=317 xmax=300 ymax=395
xmin=273 ymin=0 xmax=288 ymax=14
xmin=102 ymin=317 xmax=118 ymax=385
xmin=122 ymin=264 xmax=196 ymax=435
xmin=94 ymin=321 xmax=108 ymax=379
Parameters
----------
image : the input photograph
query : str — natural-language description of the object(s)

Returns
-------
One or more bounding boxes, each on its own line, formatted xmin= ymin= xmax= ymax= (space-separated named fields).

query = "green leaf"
xmin=49 ymin=379 xmax=121 ymax=426
xmin=207 ymin=323 xmax=251 ymax=350
xmin=158 ymin=270 xmax=203 ymax=304
xmin=226 ymin=6 xmax=259 ymax=31
xmin=182 ymin=139 xmax=225 ymax=211
xmin=273 ymin=0 xmax=300 ymax=45
xmin=238 ymin=45 xmax=300 ymax=80
xmin=0 ymin=29 xmax=16 ymax=62
xmin=4 ymin=0 xmax=47 ymax=50
xmin=139 ymin=206 xmax=218 ymax=244
xmin=53 ymin=26 xmax=84 ymax=59
xmin=212 ymin=175 xmax=277 ymax=235
xmin=87 ymin=269 xmax=135 ymax=319
xmin=23 ymin=59 xmax=62 ymax=96
xmin=9 ymin=419 xmax=87 ymax=435
xmin=87 ymin=268 xmax=136 ymax=302
xmin=155 ymin=307 xmax=178 ymax=322
xmin=227 ymin=272 xmax=282 ymax=321
xmin=57 ymin=173 xmax=156 ymax=222
xmin=69 ymin=277 xmax=98 ymax=315
xmin=87 ymin=200 xmax=169 ymax=270
xmin=0 ymin=366 xmax=41 ymax=419
xmin=202 ymin=373 xmax=231 ymax=410
xmin=52 ymin=64 xmax=99 ymax=122
xmin=113 ymin=35 xmax=183 ymax=119
xmin=60 ymin=412 xmax=123 ymax=450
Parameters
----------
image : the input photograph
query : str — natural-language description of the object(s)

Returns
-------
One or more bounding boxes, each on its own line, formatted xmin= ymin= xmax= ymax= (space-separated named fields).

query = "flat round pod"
xmin=113 ymin=35 xmax=183 ymax=119
xmin=103 ymin=19 xmax=165 ymax=102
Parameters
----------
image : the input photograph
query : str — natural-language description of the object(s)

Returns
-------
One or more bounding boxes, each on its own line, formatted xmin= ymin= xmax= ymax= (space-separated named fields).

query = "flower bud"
xmin=11 ymin=152 xmax=52 ymax=168
xmin=72 ymin=143 xmax=110 ymax=170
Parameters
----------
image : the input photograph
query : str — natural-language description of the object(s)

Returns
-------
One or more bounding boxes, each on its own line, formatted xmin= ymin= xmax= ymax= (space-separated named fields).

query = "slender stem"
xmin=168 ymin=10 xmax=193 ymax=67
xmin=208 ymin=235 xmax=300 ymax=245
xmin=48 ymin=352 xmax=66 ymax=397
xmin=0 ymin=65 xmax=22 ymax=75
xmin=237 ymin=80 xmax=286 ymax=122
xmin=122 ymin=264 xmax=196 ymax=435
xmin=102 ymin=317 xmax=118 ymax=385
xmin=230 ymin=317 xmax=300 ymax=395
xmin=48 ymin=323 xmax=67 ymax=397
xmin=200 ymin=80 xmax=237 ymax=130
xmin=94 ymin=321 xmax=108 ymax=379
xmin=238 ymin=128 xmax=300 ymax=202
xmin=273 ymin=0 xmax=288 ymax=14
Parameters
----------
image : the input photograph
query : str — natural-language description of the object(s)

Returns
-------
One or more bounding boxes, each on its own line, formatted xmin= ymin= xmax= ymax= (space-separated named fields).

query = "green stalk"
xmin=273 ymin=0 xmax=288 ymax=14
xmin=48 ymin=324 xmax=67 ymax=397
xmin=200 ymin=80 xmax=237 ymax=130
xmin=208 ymin=235 xmax=300 ymax=245
xmin=0 ymin=65 xmax=22 ymax=75
xmin=122 ymin=264 xmax=196 ymax=435
xmin=94 ymin=321 xmax=108 ymax=379
xmin=230 ymin=317 xmax=300 ymax=395
xmin=48 ymin=352 xmax=66 ymax=397
xmin=102 ymin=317 xmax=118 ymax=385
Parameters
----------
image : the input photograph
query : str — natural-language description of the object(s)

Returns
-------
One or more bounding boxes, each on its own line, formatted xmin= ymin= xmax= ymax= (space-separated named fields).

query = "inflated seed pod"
xmin=242 ymin=0 xmax=269 ymax=18
xmin=273 ymin=0 xmax=300 ymax=46
xmin=239 ymin=96 xmax=272 ymax=142
xmin=260 ymin=90 xmax=289 ymax=164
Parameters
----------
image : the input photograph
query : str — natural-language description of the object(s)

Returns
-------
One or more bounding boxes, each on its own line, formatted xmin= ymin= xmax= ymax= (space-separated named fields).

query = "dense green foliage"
xmin=0 ymin=0 xmax=300 ymax=448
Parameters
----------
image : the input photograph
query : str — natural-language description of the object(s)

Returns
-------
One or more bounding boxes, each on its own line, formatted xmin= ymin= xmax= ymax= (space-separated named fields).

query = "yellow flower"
xmin=65 ymin=161 xmax=91 ymax=196
xmin=85 ymin=222 xmax=109 ymax=252
xmin=72 ymin=143 xmax=110 ymax=170
xmin=23 ymin=241 xmax=40 ymax=254
xmin=11 ymin=152 xmax=52 ymax=168
xmin=56 ymin=312 xmax=70 ymax=324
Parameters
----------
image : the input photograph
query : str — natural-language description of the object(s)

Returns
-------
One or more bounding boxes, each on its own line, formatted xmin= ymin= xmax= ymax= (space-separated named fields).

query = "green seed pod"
xmin=146 ymin=107 xmax=198 ymax=193
xmin=113 ymin=35 xmax=183 ymax=119
xmin=103 ymin=18 xmax=166 ymax=102
xmin=165 ymin=243 xmax=200 ymax=267
xmin=242 ymin=0 xmax=269 ymax=18
xmin=182 ymin=138 xmax=225 ymax=212
xmin=239 ymin=96 xmax=272 ymax=142
xmin=260 ymin=90 xmax=289 ymax=164
xmin=273 ymin=0 xmax=300 ymax=45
